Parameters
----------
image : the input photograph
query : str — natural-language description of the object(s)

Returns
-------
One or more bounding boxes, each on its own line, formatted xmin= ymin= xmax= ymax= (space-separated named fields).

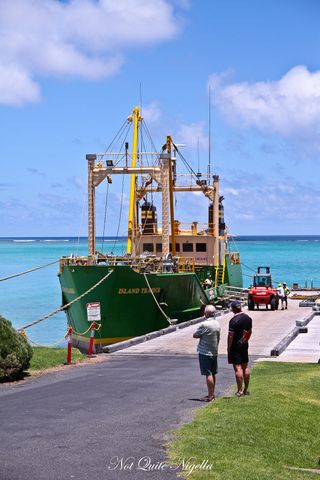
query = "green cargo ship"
xmin=58 ymin=107 xmax=242 ymax=353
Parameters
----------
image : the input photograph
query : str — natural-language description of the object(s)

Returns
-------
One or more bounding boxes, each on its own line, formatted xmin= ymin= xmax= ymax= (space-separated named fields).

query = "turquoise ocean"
xmin=1 ymin=236 xmax=320 ymax=345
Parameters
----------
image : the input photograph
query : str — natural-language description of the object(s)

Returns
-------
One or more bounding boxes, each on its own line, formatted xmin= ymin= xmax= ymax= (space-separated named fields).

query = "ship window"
xmin=196 ymin=243 xmax=207 ymax=252
xmin=143 ymin=243 xmax=154 ymax=252
xmin=182 ymin=243 xmax=193 ymax=252
xmin=169 ymin=243 xmax=180 ymax=252
xmin=156 ymin=243 xmax=162 ymax=252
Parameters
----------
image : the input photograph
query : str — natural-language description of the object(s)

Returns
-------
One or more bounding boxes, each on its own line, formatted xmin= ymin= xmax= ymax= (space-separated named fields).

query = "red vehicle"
xmin=247 ymin=266 xmax=279 ymax=311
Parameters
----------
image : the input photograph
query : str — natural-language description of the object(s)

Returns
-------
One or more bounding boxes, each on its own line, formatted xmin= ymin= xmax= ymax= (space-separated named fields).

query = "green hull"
xmin=58 ymin=258 xmax=242 ymax=353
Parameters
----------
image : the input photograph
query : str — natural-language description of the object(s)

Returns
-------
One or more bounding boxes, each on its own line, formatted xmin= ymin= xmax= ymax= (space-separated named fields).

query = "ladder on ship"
xmin=215 ymin=264 xmax=225 ymax=286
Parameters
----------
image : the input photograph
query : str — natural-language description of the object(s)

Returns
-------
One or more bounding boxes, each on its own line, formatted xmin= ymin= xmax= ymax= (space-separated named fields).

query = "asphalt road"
xmin=0 ymin=354 xmax=240 ymax=480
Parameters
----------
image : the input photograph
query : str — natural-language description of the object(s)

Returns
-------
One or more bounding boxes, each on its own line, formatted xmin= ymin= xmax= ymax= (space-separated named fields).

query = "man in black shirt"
xmin=227 ymin=300 xmax=252 ymax=397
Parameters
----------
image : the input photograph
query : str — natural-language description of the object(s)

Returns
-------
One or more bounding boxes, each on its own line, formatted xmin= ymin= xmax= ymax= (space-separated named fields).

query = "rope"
xmin=141 ymin=120 xmax=159 ymax=159
xmin=111 ymin=172 xmax=125 ymax=253
xmin=18 ymin=269 xmax=114 ymax=331
xmin=143 ymin=273 xmax=172 ymax=324
xmin=240 ymin=262 xmax=256 ymax=273
xmin=102 ymin=119 xmax=129 ymax=157
xmin=26 ymin=332 xmax=68 ymax=348
xmin=76 ymin=190 xmax=87 ymax=255
xmin=0 ymin=259 xmax=60 ymax=282
xmin=229 ymin=234 xmax=240 ymax=253
xmin=72 ymin=322 xmax=102 ymax=336
xmin=113 ymin=122 xmax=132 ymax=167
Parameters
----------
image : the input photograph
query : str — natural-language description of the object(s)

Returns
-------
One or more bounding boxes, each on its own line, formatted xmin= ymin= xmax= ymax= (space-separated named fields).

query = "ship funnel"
xmin=219 ymin=196 xmax=226 ymax=236
xmin=208 ymin=203 xmax=214 ymax=235
xmin=141 ymin=201 xmax=158 ymax=235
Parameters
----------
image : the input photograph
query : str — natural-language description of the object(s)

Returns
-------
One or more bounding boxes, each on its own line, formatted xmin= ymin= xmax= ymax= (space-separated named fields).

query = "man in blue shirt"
xmin=193 ymin=305 xmax=221 ymax=402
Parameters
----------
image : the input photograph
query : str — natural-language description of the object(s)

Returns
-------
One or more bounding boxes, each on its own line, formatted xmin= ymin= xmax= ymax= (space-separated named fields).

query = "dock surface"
xmin=116 ymin=299 xmax=314 ymax=358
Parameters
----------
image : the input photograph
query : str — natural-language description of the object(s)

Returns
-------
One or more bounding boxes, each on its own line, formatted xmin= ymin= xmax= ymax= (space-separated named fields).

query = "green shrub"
xmin=0 ymin=315 xmax=33 ymax=380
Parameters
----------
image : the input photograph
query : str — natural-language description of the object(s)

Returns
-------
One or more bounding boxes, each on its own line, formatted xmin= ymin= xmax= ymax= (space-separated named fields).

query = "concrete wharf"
xmin=113 ymin=299 xmax=319 ymax=362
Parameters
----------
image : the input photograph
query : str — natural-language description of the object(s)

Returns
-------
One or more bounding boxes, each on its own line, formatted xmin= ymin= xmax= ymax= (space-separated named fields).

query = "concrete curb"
xmin=296 ymin=312 xmax=315 ymax=327
xmin=103 ymin=310 xmax=227 ymax=354
xmin=270 ymin=311 xmax=314 ymax=356
xmin=270 ymin=327 xmax=300 ymax=356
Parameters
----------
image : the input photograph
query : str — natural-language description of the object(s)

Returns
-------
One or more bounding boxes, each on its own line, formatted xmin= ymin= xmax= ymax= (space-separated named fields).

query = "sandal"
xmin=200 ymin=395 xmax=215 ymax=402
xmin=235 ymin=391 xmax=243 ymax=397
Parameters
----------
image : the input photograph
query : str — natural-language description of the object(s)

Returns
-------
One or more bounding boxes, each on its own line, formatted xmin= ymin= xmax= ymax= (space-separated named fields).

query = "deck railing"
xmin=60 ymin=254 xmax=195 ymax=274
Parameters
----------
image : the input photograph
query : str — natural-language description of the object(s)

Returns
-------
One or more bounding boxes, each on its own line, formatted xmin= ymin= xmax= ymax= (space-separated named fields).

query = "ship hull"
xmin=59 ymin=265 xmax=209 ymax=353
xmin=58 ymin=259 xmax=242 ymax=353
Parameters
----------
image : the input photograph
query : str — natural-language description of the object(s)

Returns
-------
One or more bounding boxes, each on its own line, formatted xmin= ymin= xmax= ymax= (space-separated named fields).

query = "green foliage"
xmin=0 ymin=315 xmax=33 ymax=380
xmin=168 ymin=362 xmax=320 ymax=480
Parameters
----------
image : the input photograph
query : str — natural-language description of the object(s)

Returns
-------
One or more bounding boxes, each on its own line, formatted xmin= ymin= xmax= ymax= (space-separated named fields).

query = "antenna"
xmin=139 ymin=81 xmax=143 ymax=114
xmin=197 ymin=137 xmax=201 ymax=176
xmin=208 ymin=85 xmax=212 ymax=185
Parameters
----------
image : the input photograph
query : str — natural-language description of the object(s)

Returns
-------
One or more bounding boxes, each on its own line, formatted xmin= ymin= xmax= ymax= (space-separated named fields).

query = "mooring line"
xmin=0 ymin=259 xmax=60 ymax=282
xmin=143 ymin=273 xmax=172 ymax=324
xmin=19 ymin=269 xmax=114 ymax=331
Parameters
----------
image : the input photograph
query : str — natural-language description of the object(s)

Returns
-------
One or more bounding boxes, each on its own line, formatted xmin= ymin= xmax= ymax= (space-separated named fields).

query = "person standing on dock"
xmin=277 ymin=283 xmax=285 ymax=310
xmin=193 ymin=305 xmax=220 ymax=402
xmin=227 ymin=300 xmax=252 ymax=397
xmin=283 ymin=282 xmax=289 ymax=309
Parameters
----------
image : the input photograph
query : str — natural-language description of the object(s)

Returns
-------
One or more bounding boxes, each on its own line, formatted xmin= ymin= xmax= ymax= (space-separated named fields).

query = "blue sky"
xmin=1 ymin=0 xmax=320 ymax=237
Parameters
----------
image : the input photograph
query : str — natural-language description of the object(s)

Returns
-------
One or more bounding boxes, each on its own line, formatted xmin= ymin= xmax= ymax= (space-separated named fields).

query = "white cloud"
xmin=115 ymin=192 xmax=129 ymax=206
xmin=0 ymin=0 xmax=182 ymax=105
xmin=71 ymin=176 xmax=85 ymax=190
xmin=208 ymin=66 xmax=320 ymax=140
xmin=236 ymin=213 xmax=255 ymax=220
xmin=222 ymin=171 xmax=320 ymax=231
xmin=176 ymin=122 xmax=208 ymax=149
xmin=223 ymin=187 xmax=239 ymax=196
xmin=142 ymin=101 xmax=162 ymax=123
xmin=0 ymin=64 xmax=40 ymax=105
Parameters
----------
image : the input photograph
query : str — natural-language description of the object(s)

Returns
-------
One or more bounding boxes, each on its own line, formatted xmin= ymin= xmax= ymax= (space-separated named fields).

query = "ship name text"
xmin=118 ymin=287 xmax=161 ymax=295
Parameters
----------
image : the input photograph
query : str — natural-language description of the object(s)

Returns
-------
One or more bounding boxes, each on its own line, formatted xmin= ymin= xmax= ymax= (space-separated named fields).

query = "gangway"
xmin=219 ymin=285 xmax=248 ymax=305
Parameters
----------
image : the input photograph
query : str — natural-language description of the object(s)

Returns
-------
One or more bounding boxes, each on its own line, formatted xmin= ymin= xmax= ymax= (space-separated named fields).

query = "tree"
xmin=0 ymin=315 xmax=33 ymax=380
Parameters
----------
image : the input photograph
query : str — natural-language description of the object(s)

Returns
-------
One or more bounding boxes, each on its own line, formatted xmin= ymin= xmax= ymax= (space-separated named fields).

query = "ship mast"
xmin=87 ymin=154 xmax=97 ymax=261
xmin=127 ymin=106 xmax=142 ymax=255
xmin=213 ymin=175 xmax=220 ymax=267
xmin=167 ymin=136 xmax=176 ymax=257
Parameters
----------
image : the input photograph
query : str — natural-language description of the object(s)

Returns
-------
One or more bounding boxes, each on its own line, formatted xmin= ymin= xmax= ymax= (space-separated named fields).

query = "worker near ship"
xmin=203 ymin=275 xmax=213 ymax=289
xmin=227 ymin=300 xmax=252 ymax=397
xmin=193 ymin=305 xmax=220 ymax=402
xmin=283 ymin=282 xmax=289 ymax=309
xmin=277 ymin=283 xmax=285 ymax=310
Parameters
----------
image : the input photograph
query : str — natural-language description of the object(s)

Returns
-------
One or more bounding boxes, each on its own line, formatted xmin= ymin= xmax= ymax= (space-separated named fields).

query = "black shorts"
xmin=199 ymin=354 xmax=218 ymax=376
xmin=229 ymin=347 xmax=249 ymax=365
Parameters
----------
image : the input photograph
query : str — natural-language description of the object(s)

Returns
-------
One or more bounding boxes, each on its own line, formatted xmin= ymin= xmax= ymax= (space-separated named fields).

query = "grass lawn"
xmin=29 ymin=346 xmax=85 ymax=371
xmin=168 ymin=362 xmax=319 ymax=480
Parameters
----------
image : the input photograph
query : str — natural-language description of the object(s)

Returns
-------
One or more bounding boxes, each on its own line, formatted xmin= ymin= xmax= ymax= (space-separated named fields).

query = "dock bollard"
xmin=65 ymin=326 xmax=73 ymax=365
xmin=88 ymin=322 xmax=96 ymax=358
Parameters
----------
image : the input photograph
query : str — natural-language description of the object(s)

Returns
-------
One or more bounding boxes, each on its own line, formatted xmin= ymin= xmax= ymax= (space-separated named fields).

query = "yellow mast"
xmin=127 ymin=106 xmax=141 ymax=254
